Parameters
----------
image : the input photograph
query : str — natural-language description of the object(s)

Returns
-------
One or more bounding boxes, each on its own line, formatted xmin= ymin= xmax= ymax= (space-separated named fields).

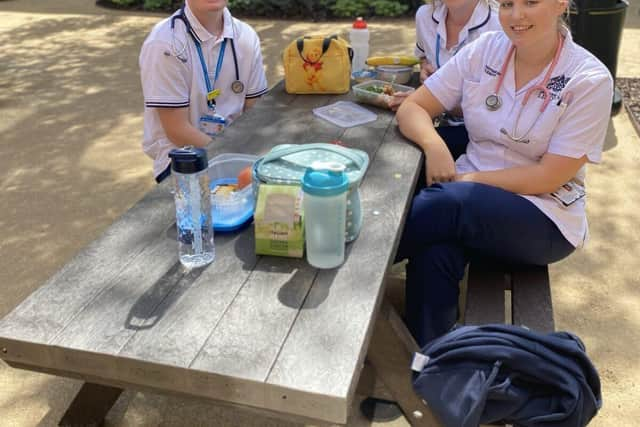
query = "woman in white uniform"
xmin=391 ymin=0 xmax=502 ymax=172
xmin=139 ymin=0 xmax=268 ymax=183
xmin=415 ymin=0 xmax=502 ymax=82
xmin=395 ymin=0 xmax=613 ymax=346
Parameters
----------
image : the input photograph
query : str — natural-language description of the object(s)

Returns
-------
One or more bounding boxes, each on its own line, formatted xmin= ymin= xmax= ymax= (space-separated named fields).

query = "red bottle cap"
xmin=353 ymin=17 xmax=367 ymax=29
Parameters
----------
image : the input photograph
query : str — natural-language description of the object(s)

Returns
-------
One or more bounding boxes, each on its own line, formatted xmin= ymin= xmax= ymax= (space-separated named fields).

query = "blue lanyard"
xmin=192 ymin=36 xmax=227 ymax=108
xmin=435 ymin=33 xmax=467 ymax=69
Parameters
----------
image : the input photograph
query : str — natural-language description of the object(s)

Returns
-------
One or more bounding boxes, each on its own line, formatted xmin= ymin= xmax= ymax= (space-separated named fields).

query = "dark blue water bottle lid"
xmin=168 ymin=147 xmax=208 ymax=174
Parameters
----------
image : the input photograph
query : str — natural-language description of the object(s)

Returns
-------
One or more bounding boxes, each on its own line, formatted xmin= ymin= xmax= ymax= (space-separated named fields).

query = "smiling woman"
xmin=394 ymin=0 xmax=614 ymax=346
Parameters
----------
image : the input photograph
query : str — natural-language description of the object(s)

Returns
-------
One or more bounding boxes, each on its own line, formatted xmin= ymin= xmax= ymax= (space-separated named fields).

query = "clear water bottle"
xmin=302 ymin=162 xmax=349 ymax=269
xmin=169 ymin=147 xmax=215 ymax=268
xmin=350 ymin=17 xmax=369 ymax=73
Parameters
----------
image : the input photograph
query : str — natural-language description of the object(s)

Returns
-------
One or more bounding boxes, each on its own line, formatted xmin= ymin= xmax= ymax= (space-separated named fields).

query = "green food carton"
xmin=254 ymin=184 xmax=304 ymax=258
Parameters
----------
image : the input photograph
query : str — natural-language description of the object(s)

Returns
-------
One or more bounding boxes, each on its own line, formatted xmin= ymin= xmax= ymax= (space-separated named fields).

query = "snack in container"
xmin=207 ymin=153 xmax=258 ymax=232
xmin=353 ymin=79 xmax=414 ymax=110
xmin=351 ymin=69 xmax=377 ymax=83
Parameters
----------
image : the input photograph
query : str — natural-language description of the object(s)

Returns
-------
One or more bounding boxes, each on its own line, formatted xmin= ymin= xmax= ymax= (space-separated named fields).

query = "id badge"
xmin=550 ymin=181 xmax=585 ymax=207
xmin=199 ymin=112 xmax=226 ymax=137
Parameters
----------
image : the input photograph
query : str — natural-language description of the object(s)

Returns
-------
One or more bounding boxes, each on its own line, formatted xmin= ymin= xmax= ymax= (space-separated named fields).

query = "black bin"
xmin=570 ymin=0 xmax=628 ymax=114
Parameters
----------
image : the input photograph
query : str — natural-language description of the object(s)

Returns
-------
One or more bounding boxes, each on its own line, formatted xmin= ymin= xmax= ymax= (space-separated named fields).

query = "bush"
xmin=330 ymin=0 xmax=409 ymax=17
xmin=98 ymin=0 xmax=422 ymax=18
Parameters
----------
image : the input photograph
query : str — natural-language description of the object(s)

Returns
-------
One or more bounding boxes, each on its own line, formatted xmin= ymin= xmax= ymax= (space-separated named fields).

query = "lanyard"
xmin=192 ymin=35 xmax=227 ymax=108
xmin=435 ymin=33 xmax=467 ymax=69
xmin=432 ymin=6 xmax=491 ymax=69
xmin=176 ymin=7 xmax=241 ymax=108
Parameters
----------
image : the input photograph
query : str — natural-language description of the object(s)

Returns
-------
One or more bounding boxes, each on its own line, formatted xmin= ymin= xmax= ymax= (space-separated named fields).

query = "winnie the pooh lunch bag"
xmin=283 ymin=35 xmax=353 ymax=95
xmin=253 ymin=143 xmax=369 ymax=242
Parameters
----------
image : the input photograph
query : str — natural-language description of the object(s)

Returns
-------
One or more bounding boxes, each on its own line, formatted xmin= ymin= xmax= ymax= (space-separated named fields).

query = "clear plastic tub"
xmin=312 ymin=101 xmax=377 ymax=128
xmin=353 ymin=80 xmax=414 ymax=110
xmin=376 ymin=65 xmax=414 ymax=84
xmin=207 ymin=153 xmax=258 ymax=231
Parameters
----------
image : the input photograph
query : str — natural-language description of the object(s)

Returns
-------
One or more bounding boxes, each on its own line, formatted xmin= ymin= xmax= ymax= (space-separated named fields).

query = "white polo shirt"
xmin=139 ymin=5 xmax=268 ymax=178
xmin=425 ymin=29 xmax=613 ymax=247
xmin=414 ymin=1 xmax=501 ymax=69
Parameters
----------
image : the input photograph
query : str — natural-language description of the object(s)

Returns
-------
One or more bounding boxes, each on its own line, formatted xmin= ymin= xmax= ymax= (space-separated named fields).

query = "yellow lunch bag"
xmin=283 ymin=35 xmax=353 ymax=94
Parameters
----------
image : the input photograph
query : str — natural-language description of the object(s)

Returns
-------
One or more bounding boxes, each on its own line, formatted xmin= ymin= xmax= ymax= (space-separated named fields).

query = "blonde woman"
xmin=395 ymin=0 xmax=612 ymax=346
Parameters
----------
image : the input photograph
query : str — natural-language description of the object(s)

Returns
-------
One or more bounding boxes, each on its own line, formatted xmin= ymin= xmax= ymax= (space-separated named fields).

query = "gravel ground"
xmin=618 ymin=77 xmax=640 ymax=136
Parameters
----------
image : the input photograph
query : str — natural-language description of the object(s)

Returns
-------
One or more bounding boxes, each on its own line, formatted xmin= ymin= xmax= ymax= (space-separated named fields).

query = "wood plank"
xmin=464 ymin=263 xmax=508 ymax=325
xmin=366 ymin=301 xmax=442 ymax=427
xmin=6 ymin=361 xmax=336 ymax=427
xmin=189 ymin=255 xmax=317 ymax=382
xmin=355 ymin=361 xmax=394 ymax=401
xmin=58 ymin=382 xmax=123 ymax=427
xmin=117 ymin=230 xmax=257 ymax=366
xmin=0 ymin=185 xmax=175 ymax=346
xmin=511 ymin=265 xmax=554 ymax=333
xmin=50 ymin=234 xmax=178 ymax=354
xmin=206 ymin=93 xmax=343 ymax=166
xmin=265 ymin=123 xmax=422 ymax=424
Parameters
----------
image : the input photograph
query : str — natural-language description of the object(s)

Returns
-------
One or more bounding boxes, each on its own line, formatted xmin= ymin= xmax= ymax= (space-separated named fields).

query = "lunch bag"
xmin=283 ymin=35 xmax=353 ymax=94
xmin=252 ymin=143 xmax=369 ymax=242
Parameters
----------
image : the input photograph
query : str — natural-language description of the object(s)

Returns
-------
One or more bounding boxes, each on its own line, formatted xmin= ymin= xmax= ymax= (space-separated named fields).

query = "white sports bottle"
xmin=349 ymin=17 xmax=369 ymax=73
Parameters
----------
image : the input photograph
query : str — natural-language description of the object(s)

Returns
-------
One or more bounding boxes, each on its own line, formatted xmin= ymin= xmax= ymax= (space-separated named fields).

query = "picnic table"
xmin=0 ymin=81 xmax=439 ymax=426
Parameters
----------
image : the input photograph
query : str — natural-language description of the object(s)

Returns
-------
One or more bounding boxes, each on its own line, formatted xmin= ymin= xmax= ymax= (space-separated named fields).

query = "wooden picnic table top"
xmin=0 ymin=81 xmax=422 ymax=425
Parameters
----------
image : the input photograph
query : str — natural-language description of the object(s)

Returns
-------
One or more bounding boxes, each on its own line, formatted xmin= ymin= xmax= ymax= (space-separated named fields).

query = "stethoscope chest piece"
xmin=485 ymin=94 xmax=502 ymax=111
xmin=231 ymin=80 xmax=244 ymax=94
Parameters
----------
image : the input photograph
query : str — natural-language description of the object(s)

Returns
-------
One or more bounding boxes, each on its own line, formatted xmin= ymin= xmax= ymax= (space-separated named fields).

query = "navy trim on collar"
xmin=468 ymin=7 xmax=492 ymax=32
xmin=431 ymin=4 xmax=492 ymax=32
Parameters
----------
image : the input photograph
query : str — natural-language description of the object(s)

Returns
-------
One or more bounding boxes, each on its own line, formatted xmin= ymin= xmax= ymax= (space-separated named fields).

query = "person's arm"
xmin=458 ymin=64 xmax=613 ymax=195
xmin=243 ymin=97 xmax=259 ymax=111
xmin=396 ymin=85 xmax=454 ymax=186
xmin=420 ymin=58 xmax=437 ymax=83
xmin=157 ymin=107 xmax=210 ymax=148
xmin=457 ymin=154 xmax=588 ymax=195
xmin=242 ymin=28 xmax=268 ymax=111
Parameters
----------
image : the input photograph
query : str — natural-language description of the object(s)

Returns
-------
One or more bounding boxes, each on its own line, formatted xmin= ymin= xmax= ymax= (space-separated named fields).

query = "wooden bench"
xmin=465 ymin=261 xmax=554 ymax=333
xmin=359 ymin=261 xmax=554 ymax=425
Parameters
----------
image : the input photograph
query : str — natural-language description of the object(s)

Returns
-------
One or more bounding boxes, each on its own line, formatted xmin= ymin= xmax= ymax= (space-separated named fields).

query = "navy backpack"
xmin=412 ymin=324 xmax=602 ymax=427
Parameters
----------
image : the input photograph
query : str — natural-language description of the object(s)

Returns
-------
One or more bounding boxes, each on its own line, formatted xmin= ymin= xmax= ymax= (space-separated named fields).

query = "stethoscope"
xmin=165 ymin=7 xmax=244 ymax=100
xmin=433 ymin=6 xmax=491 ymax=68
xmin=485 ymin=35 xmax=565 ymax=144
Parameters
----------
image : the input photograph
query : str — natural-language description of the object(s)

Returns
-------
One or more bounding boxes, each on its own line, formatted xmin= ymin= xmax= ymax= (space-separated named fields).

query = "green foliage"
xmin=329 ymin=0 xmax=409 ymax=17
xmin=143 ymin=0 xmax=172 ymax=10
xmin=99 ymin=0 xmax=419 ymax=18
xmin=108 ymin=0 xmax=138 ymax=6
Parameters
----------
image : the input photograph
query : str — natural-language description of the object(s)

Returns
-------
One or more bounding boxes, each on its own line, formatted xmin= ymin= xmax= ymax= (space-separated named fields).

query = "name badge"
xmin=550 ymin=181 xmax=585 ymax=207
xmin=199 ymin=113 xmax=226 ymax=137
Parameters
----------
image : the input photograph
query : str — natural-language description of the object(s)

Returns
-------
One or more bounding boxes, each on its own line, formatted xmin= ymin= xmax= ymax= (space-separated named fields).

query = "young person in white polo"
xmin=395 ymin=0 xmax=613 ymax=347
xmin=414 ymin=0 xmax=502 ymax=83
xmin=390 ymin=0 xmax=502 ymax=170
xmin=140 ymin=0 xmax=268 ymax=182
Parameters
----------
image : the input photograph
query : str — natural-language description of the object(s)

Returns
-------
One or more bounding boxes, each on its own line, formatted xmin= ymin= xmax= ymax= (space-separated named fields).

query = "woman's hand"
xmin=425 ymin=143 xmax=456 ymax=186
xmin=387 ymin=90 xmax=415 ymax=111
xmin=455 ymin=172 xmax=475 ymax=183
xmin=420 ymin=59 xmax=437 ymax=83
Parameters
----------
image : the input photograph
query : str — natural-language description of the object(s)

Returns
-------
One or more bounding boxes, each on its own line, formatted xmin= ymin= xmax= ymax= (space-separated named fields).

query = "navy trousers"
xmin=397 ymin=126 xmax=575 ymax=347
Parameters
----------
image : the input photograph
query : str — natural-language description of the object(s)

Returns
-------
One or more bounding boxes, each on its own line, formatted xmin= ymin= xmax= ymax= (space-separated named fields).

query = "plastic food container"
xmin=312 ymin=101 xmax=377 ymax=128
xmin=375 ymin=65 xmax=414 ymax=84
xmin=207 ymin=153 xmax=258 ymax=231
xmin=351 ymin=69 xmax=377 ymax=84
xmin=353 ymin=80 xmax=414 ymax=110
